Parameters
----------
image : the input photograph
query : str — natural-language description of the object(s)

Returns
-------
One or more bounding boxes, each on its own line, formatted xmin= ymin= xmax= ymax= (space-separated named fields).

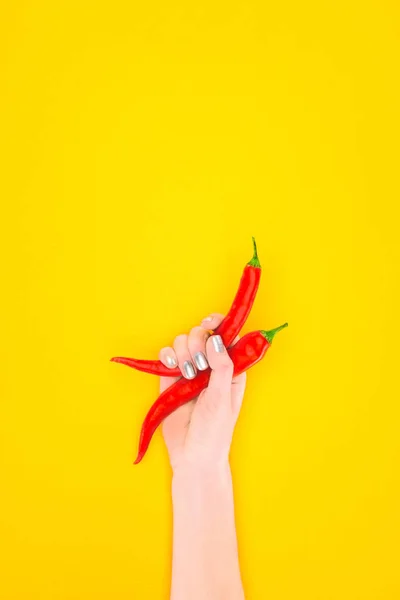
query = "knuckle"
xmin=190 ymin=326 xmax=209 ymax=345
xmin=174 ymin=333 xmax=187 ymax=346
xmin=212 ymin=312 xmax=225 ymax=321
xmin=190 ymin=326 xmax=203 ymax=337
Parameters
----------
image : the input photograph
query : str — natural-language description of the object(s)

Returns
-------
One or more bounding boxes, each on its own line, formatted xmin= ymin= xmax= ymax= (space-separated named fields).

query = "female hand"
xmin=159 ymin=314 xmax=247 ymax=473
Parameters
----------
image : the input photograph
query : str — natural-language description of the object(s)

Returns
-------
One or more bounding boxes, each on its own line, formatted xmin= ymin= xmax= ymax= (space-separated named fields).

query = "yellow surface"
xmin=1 ymin=2 xmax=399 ymax=599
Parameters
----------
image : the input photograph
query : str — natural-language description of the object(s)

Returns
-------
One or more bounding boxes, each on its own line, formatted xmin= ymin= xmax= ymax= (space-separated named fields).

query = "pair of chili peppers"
xmin=111 ymin=239 xmax=287 ymax=464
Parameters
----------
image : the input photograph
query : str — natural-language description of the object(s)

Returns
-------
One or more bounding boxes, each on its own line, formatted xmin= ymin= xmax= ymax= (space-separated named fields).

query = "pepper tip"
xmin=247 ymin=237 xmax=261 ymax=268
xmin=110 ymin=357 xmax=124 ymax=364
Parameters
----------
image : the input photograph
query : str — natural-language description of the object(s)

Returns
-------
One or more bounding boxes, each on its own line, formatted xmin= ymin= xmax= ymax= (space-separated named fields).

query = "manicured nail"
xmin=183 ymin=360 xmax=196 ymax=379
xmin=212 ymin=335 xmax=225 ymax=353
xmin=194 ymin=351 xmax=208 ymax=371
xmin=166 ymin=355 xmax=177 ymax=367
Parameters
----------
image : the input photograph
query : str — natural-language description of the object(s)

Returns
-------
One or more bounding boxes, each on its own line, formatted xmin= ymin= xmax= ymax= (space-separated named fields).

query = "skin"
xmin=159 ymin=313 xmax=246 ymax=600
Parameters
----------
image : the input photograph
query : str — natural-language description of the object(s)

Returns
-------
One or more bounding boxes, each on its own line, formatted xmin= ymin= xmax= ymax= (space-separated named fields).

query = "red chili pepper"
xmin=133 ymin=323 xmax=287 ymax=464
xmin=213 ymin=237 xmax=261 ymax=344
xmin=111 ymin=238 xmax=261 ymax=377
xmin=110 ymin=356 xmax=178 ymax=376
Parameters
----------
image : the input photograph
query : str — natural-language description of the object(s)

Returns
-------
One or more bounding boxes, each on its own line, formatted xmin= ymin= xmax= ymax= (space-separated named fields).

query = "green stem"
xmin=247 ymin=237 xmax=261 ymax=268
xmin=260 ymin=323 xmax=288 ymax=344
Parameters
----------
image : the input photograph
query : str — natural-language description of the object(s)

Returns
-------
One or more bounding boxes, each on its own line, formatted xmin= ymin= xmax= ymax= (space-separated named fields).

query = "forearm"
xmin=170 ymin=464 xmax=245 ymax=600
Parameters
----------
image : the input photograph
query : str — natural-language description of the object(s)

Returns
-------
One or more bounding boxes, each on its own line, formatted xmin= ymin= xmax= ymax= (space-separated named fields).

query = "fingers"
xmin=160 ymin=314 xmax=227 ymax=381
xmin=200 ymin=313 xmax=225 ymax=331
xmin=205 ymin=335 xmax=234 ymax=398
xmin=188 ymin=326 xmax=210 ymax=371
xmin=161 ymin=325 xmax=211 ymax=379
xmin=159 ymin=346 xmax=180 ymax=391
xmin=159 ymin=346 xmax=178 ymax=369
xmin=173 ymin=334 xmax=196 ymax=380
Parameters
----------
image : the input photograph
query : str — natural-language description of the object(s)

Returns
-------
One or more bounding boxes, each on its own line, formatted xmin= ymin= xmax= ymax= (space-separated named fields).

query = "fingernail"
xmin=183 ymin=360 xmax=196 ymax=379
xmin=212 ymin=335 xmax=225 ymax=353
xmin=166 ymin=355 xmax=177 ymax=367
xmin=194 ymin=351 xmax=208 ymax=371
xmin=202 ymin=316 xmax=213 ymax=323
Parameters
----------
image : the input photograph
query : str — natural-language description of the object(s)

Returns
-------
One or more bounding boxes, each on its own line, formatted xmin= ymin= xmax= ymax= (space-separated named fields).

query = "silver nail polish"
xmin=183 ymin=360 xmax=196 ymax=379
xmin=166 ymin=355 xmax=177 ymax=367
xmin=212 ymin=335 xmax=225 ymax=353
xmin=194 ymin=351 xmax=208 ymax=371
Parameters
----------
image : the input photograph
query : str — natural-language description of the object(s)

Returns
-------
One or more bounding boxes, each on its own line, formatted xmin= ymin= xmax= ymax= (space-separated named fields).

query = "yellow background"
xmin=1 ymin=2 xmax=399 ymax=598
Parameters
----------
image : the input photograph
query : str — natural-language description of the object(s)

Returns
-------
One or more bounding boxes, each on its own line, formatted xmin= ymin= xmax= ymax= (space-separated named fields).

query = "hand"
xmin=158 ymin=314 xmax=247 ymax=473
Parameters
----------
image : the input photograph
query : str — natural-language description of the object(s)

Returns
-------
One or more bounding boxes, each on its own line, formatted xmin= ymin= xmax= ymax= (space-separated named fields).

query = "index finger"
xmin=200 ymin=313 xmax=225 ymax=330
xmin=201 ymin=313 xmax=240 ymax=347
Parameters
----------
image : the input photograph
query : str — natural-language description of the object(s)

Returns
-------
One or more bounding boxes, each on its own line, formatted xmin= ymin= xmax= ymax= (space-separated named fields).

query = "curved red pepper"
xmin=213 ymin=237 xmax=261 ymax=343
xmin=134 ymin=324 xmax=287 ymax=464
xmin=111 ymin=238 xmax=261 ymax=377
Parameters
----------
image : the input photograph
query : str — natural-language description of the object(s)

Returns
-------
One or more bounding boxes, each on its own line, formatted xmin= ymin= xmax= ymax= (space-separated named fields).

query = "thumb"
xmin=205 ymin=335 xmax=234 ymax=405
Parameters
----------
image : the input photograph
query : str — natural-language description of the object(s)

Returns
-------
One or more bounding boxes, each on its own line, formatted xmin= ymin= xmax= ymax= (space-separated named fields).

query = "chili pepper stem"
xmin=260 ymin=323 xmax=288 ymax=344
xmin=247 ymin=237 xmax=261 ymax=268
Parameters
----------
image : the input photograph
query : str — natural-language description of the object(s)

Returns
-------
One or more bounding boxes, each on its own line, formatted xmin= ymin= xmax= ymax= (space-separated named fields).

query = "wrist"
xmin=172 ymin=460 xmax=232 ymax=496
